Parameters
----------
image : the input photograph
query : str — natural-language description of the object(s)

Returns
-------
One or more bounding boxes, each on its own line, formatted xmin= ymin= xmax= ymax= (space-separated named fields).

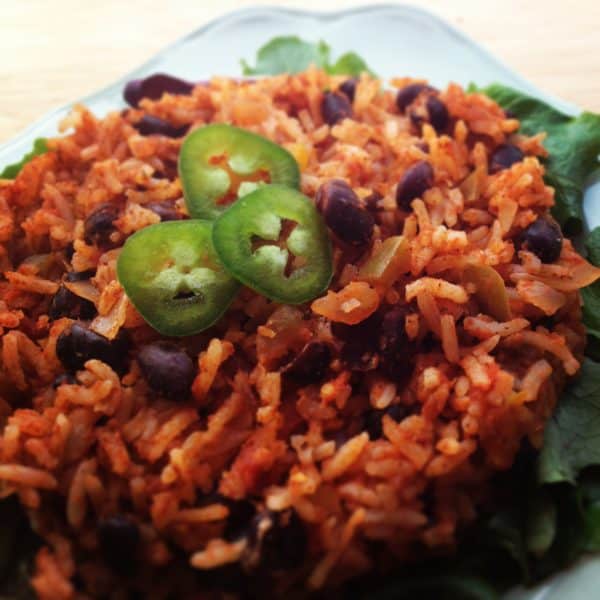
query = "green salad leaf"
xmin=241 ymin=36 xmax=374 ymax=77
xmin=538 ymin=359 xmax=600 ymax=484
xmin=0 ymin=138 xmax=48 ymax=179
xmin=474 ymin=84 xmax=600 ymax=234
xmin=581 ymin=228 xmax=600 ymax=358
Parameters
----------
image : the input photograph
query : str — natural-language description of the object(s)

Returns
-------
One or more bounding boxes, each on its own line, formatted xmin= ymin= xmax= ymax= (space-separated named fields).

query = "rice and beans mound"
xmin=1 ymin=70 xmax=599 ymax=598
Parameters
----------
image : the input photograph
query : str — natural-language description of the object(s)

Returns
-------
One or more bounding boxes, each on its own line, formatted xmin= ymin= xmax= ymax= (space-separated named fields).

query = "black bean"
xmin=409 ymin=109 xmax=426 ymax=129
xmin=364 ymin=403 xmax=410 ymax=440
xmin=339 ymin=78 xmax=358 ymax=102
xmin=84 ymin=204 xmax=120 ymax=249
xmin=64 ymin=242 xmax=75 ymax=261
xmin=333 ymin=311 xmax=382 ymax=372
xmin=194 ymin=563 xmax=248 ymax=594
xmin=396 ymin=161 xmax=434 ymax=210
xmin=331 ymin=429 xmax=351 ymax=449
xmin=321 ymin=91 xmax=353 ymax=125
xmin=425 ymin=95 xmax=449 ymax=132
xmin=223 ymin=499 xmax=257 ymax=542
xmin=52 ymin=373 xmax=76 ymax=389
xmin=521 ymin=216 xmax=563 ymax=263
xmin=49 ymin=286 xmax=96 ymax=321
xmin=145 ymin=201 xmax=182 ymax=222
xmin=364 ymin=190 xmax=383 ymax=212
xmin=315 ymin=180 xmax=374 ymax=246
xmin=489 ymin=144 xmax=525 ymax=174
xmin=282 ymin=341 xmax=331 ymax=383
xmin=98 ymin=514 xmax=140 ymax=575
xmin=378 ymin=307 xmax=415 ymax=382
xmin=56 ymin=323 xmax=130 ymax=374
xmin=133 ymin=115 xmax=189 ymax=138
xmin=65 ymin=269 xmax=96 ymax=282
xmin=250 ymin=510 xmax=307 ymax=570
xmin=124 ymin=73 xmax=195 ymax=108
xmin=137 ymin=342 xmax=196 ymax=400
xmin=395 ymin=83 xmax=431 ymax=112
xmin=364 ymin=410 xmax=385 ymax=440
xmin=332 ymin=311 xmax=382 ymax=344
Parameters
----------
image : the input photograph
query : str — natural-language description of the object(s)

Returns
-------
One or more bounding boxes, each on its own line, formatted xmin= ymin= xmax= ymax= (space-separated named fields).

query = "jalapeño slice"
xmin=212 ymin=184 xmax=332 ymax=304
xmin=117 ymin=220 xmax=239 ymax=336
xmin=179 ymin=123 xmax=300 ymax=220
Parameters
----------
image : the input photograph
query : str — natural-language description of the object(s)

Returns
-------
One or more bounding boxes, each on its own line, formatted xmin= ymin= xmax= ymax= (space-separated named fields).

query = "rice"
xmin=0 ymin=68 xmax=599 ymax=598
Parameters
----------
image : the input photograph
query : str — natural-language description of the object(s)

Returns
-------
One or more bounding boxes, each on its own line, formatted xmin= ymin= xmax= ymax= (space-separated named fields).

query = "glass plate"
xmin=0 ymin=4 xmax=598 ymax=597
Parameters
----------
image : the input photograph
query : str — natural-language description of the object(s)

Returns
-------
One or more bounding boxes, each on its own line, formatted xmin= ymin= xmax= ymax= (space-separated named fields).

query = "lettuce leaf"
xmin=581 ymin=228 xmax=600 ymax=358
xmin=475 ymin=84 xmax=600 ymax=234
xmin=0 ymin=138 xmax=48 ymax=179
xmin=538 ymin=359 xmax=600 ymax=484
xmin=241 ymin=36 xmax=374 ymax=77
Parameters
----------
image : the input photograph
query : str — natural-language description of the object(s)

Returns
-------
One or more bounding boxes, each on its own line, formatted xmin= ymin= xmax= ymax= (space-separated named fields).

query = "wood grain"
xmin=1 ymin=0 xmax=599 ymax=142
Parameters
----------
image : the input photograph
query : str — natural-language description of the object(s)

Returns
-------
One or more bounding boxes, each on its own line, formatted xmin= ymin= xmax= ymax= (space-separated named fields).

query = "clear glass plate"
xmin=0 ymin=4 xmax=598 ymax=597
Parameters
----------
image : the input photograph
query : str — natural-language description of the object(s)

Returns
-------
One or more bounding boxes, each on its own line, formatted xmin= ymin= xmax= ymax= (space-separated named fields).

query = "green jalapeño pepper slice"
xmin=117 ymin=220 xmax=239 ymax=336
xmin=179 ymin=123 xmax=300 ymax=220
xmin=212 ymin=184 xmax=332 ymax=304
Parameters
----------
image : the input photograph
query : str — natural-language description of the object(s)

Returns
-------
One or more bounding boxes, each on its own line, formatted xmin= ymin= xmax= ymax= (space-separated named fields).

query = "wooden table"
xmin=2 ymin=0 xmax=599 ymax=143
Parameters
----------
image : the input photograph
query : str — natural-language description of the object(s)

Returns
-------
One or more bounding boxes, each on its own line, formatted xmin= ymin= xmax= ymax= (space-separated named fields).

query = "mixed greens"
xmin=2 ymin=35 xmax=600 ymax=599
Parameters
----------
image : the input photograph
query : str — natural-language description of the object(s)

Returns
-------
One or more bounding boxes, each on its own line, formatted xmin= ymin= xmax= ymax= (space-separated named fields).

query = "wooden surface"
xmin=2 ymin=0 xmax=599 ymax=143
